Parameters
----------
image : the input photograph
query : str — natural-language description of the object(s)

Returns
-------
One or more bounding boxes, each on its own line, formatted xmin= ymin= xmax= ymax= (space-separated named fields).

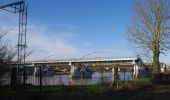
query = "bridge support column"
xmin=70 ymin=65 xmax=76 ymax=78
xmin=33 ymin=66 xmax=38 ymax=76
xmin=133 ymin=64 xmax=139 ymax=78
xmin=112 ymin=67 xmax=118 ymax=82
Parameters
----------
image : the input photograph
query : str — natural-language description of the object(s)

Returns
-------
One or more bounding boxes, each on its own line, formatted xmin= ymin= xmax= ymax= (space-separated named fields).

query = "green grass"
xmin=1 ymin=80 xmax=170 ymax=100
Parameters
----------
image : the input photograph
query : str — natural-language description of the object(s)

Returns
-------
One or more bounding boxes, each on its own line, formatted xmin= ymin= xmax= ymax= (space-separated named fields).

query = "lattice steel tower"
xmin=0 ymin=0 xmax=28 ymax=84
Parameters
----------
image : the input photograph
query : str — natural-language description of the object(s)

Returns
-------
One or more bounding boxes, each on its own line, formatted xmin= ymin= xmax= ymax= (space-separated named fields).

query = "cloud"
xmin=27 ymin=24 xmax=85 ymax=60
xmin=0 ymin=12 xmax=87 ymax=61
xmin=0 ymin=11 xmax=131 ymax=61
xmin=9 ymin=24 xmax=88 ymax=60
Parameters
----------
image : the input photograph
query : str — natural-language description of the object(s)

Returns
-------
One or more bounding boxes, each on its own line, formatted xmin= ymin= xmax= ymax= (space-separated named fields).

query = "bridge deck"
xmin=28 ymin=56 xmax=138 ymax=64
xmin=22 ymin=56 xmax=142 ymax=69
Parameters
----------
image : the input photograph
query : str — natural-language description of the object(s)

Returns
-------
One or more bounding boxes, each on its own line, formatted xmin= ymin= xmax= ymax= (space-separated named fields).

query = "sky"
xmin=0 ymin=0 xmax=169 ymax=63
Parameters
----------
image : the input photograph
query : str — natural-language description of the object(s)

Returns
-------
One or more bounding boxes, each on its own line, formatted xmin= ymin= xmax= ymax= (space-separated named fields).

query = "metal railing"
xmin=27 ymin=56 xmax=139 ymax=64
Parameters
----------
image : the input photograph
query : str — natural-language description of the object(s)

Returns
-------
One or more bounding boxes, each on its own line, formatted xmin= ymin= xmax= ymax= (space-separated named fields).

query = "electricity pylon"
xmin=0 ymin=0 xmax=28 ymax=85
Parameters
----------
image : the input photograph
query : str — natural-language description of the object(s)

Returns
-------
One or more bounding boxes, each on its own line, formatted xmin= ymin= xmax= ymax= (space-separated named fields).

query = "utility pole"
xmin=0 ymin=1 xmax=28 ymax=86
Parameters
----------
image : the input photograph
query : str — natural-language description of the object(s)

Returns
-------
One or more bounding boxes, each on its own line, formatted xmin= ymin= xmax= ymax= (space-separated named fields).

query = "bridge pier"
xmin=70 ymin=65 xmax=76 ymax=78
xmin=112 ymin=67 xmax=119 ymax=82
xmin=33 ymin=66 xmax=38 ymax=76
xmin=133 ymin=64 xmax=139 ymax=78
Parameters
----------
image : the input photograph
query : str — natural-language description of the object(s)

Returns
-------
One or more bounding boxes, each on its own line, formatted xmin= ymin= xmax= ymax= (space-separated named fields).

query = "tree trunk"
xmin=153 ymin=44 xmax=160 ymax=73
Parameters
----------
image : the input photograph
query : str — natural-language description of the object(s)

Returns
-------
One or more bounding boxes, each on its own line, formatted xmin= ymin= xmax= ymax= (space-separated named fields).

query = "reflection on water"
xmin=26 ymin=71 xmax=133 ymax=85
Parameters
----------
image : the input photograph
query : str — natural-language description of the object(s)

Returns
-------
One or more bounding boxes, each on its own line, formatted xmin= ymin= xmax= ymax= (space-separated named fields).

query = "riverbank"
xmin=0 ymin=82 xmax=170 ymax=100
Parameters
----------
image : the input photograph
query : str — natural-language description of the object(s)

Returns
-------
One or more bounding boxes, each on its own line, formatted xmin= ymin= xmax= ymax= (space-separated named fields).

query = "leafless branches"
xmin=128 ymin=0 xmax=170 ymax=72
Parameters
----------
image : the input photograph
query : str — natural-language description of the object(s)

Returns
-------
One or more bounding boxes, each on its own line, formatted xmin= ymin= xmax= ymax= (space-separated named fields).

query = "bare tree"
xmin=128 ymin=0 xmax=170 ymax=73
xmin=0 ymin=28 xmax=16 ymax=76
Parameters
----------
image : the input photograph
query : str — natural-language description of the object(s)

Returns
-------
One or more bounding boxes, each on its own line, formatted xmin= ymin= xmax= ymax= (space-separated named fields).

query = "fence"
xmin=1 ymin=66 xmax=135 ymax=86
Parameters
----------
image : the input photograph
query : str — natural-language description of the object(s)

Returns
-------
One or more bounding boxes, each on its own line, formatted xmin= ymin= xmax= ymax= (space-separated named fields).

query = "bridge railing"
xmin=26 ymin=56 xmax=139 ymax=63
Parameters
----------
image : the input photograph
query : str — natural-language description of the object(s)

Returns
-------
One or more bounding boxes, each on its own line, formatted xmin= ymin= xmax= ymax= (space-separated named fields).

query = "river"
xmin=25 ymin=71 xmax=133 ymax=85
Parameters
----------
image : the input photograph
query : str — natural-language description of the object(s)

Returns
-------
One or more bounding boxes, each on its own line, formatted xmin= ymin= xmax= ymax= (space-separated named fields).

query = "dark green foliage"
xmin=152 ymin=73 xmax=170 ymax=83
xmin=1 ymin=79 xmax=170 ymax=100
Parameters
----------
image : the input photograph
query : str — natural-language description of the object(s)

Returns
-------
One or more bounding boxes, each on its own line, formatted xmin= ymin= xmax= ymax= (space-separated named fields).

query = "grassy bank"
xmin=0 ymin=79 xmax=170 ymax=100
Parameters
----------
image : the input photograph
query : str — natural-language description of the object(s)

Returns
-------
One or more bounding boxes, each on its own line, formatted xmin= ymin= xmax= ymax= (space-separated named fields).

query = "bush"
xmin=0 ymin=63 xmax=10 ymax=86
xmin=116 ymin=77 xmax=151 ymax=91
xmin=152 ymin=73 xmax=170 ymax=83
xmin=97 ymin=76 xmax=110 ymax=86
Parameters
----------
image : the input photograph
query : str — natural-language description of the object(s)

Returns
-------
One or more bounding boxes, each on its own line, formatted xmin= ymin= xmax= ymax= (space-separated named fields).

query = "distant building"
xmin=145 ymin=63 xmax=170 ymax=73
xmin=160 ymin=63 xmax=167 ymax=73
